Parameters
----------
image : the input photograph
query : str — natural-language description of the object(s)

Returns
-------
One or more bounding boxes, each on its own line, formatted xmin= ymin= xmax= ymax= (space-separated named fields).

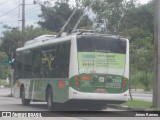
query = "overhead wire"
xmin=1 ymin=9 xmax=40 ymax=21
xmin=0 ymin=0 xmax=76 ymax=21
xmin=0 ymin=4 xmax=21 ymax=18
xmin=1 ymin=14 xmax=19 ymax=22
xmin=1 ymin=6 xmax=41 ymax=23
xmin=0 ymin=0 xmax=40 ymax=36
xmin=0 ymin=0 xmax=77 ymax=28
xmin=26 ymin=9 xmax=41 ymax=15
xmin=25 ymin=6 xmax=40 ymax=13
xmin=25 ymin=8 xmax=41 ymax=26
xmin=0 ymin=0 xmax=9 ymax=6
xmin=2 ymin=20 xmax=18 ymax=23
xmin=0 ymin=0 xmax=40 ymax=23
xmin=1 ymin=6 xmax=40 ymax=21
xmin=1 ymin=11 xmax=41 ymax=27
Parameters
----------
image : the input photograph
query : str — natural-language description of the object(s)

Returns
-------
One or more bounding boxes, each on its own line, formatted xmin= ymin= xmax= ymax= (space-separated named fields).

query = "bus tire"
xmin=46 ymin=87 xmax=54 ymax=110
xmin=21 ymin=86 xmax=31 ymax=106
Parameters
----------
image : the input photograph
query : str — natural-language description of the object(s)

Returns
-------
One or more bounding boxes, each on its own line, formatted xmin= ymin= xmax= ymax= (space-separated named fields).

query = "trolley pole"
xmin=153 ymin=0 xmax=160 ymax=108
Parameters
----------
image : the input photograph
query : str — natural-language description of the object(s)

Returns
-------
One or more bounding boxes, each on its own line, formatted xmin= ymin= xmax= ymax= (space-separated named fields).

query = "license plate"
xmin=96 ymin=88 xmax=106 ymax=92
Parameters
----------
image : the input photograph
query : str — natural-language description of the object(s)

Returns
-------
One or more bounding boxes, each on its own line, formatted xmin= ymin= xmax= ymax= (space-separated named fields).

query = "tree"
xmin=0 ymin=51 xmax=8 ymax=79
xmin=38 ymin=0 xmax=93 ymax=32
xmin=120 ymin=0 xmax=154 ymax=34
xmin=128 ymin=28 xmax=154 ymax=90
xmin=24 ymin=26 xmax=53 ymax=41
xmin=120 ymin=1 xmax=154 ymax=91
xmin=81 ymin=0 xmax=154 ymax=34
xmin=81 ymin=0 xmax=128 ymax=34
xmin=139 ymin=71 xmax=153 ymax=91
xmin=1 ymin=26 xmax=53 ymax=59
xmin=1 ymin=28 xmax=21 ymax=60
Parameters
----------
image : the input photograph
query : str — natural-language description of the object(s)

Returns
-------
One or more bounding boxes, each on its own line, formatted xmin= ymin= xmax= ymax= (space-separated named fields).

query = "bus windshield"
xmin=77 ymin=36 xmax=127 ymax=76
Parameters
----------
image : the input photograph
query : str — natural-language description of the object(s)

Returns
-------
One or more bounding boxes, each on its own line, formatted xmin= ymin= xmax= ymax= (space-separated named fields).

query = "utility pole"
xmin=153 ymin=0 xmax=160 ymax=108
xmin=10 ymin=52 xmax=14 ymax=96
xmin=131 ymin=0 xmax=134 ymax=7
xmin=22 ymin=0 xmax=25 ymax=46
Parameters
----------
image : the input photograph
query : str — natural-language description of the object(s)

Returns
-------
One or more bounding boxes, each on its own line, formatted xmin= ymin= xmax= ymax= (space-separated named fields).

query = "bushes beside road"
xmin=0 ymin=79 xmax=10 ymax=88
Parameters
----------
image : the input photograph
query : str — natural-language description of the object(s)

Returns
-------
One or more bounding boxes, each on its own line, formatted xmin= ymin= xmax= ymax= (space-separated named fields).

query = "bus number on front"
xmin=112 ymin=79 xmax=121 ymax=83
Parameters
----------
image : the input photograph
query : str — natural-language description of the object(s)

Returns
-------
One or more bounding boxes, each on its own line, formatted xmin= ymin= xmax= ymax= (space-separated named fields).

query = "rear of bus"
xmin=68 ymin=35 xmax=129 ymax=105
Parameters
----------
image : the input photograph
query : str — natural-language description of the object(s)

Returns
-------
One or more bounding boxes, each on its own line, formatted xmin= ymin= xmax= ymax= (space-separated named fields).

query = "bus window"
xmin=77 ymin=36 xmax=126 ymax=75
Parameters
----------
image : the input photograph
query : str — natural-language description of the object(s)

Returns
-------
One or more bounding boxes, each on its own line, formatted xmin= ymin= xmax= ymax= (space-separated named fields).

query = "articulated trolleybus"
xmin=13 ymin=32 xmax=129 ymax=110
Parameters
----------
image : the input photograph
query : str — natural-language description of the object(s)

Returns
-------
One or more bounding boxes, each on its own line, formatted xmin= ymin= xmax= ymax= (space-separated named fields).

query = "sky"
xmin=0 ymin=0 xmax=150 ymax=36
xmin=0 ymin=0 xmax=44 ymax=36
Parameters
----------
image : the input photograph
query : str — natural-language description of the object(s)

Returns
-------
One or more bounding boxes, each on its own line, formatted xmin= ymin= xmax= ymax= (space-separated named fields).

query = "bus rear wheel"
xmin=46 ymin=87 xmax=54 ymax=110
xmin=21 ymin=86 xmax=31 ymax=106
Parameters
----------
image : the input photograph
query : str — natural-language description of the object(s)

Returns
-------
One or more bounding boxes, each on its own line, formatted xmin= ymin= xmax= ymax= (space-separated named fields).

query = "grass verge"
xmin=121 ymin=100 xmax=152 ymax=108
xmin=121 ymin=100 xmax=160 ymax=111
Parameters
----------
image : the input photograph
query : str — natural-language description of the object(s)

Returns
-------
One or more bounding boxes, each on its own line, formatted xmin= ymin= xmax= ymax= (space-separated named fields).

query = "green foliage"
xmin=139 ymin=71 xmax=153 ymax=91
xmin=130 ymin=71 xmax=153 ymax=91
xmin=121 ymin=100 xmax=152 ymax=108
xmin=0 ymin=51 xmax=7 ymax=59
xmin=82 ymin=0 xmax=154 ymax=34
xmin=38 ymin=0 xmax=93 ymax=32
xmin=0 ymin=51 xmax=8 ymax=79
xmin=121 ymin=0 xmax=154 ymax=34
xmin=130 ymin=71 xmax=140 ymax=89
xmin=0 ymin=27 xmax=53 ymax=79
xmin=0 ymin=79 xmax=9 ymax=87
xmin=82 ymin=0 xmax=128 ymax=34
xmin=122 ymin=1 xmax=154 ymax=91
xmin=24 ymin=26 xmax=53 ymax=40
xmin=122 ymin=25 xmax=154 ymax=91
xmin=1 ymin=28 xmax=22 ymax=58
xmin=1 ymin=26 xmax=53 ymax=59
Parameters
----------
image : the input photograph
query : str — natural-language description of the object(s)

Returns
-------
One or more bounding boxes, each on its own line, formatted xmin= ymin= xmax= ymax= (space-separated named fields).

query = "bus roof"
xmin=16 ymin=33 xmax=128 ymax=52
xmin=16 ymin=34 xmax=74 ymax=52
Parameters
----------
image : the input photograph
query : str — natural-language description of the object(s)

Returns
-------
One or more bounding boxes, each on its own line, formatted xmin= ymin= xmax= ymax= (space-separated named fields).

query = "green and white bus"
xmin=13 ymin=32 xmax=129 ymax=110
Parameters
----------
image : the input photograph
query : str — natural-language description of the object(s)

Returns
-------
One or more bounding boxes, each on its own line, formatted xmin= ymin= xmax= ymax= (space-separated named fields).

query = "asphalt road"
xmin=0 ymin=88 xmax=125 ymax=112
xmin=0 ymin=88 xmax=153 ymax=102
xmin=0 ymin=96 xmax=124 ymax=111
xmin=0 ymin=88 xmax=159 ymax=120
xmin=0 ymin=96 xmax=159 ymax=120
xmin=0 ymin=96 xmax=129 ymax=116
xmin=130 ymin=90 xmax=152 ymax=102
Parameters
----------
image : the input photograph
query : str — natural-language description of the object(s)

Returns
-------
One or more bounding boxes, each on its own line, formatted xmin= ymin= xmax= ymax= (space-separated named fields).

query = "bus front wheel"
xmin=46 ymin=87 xmax=54 ymax=110
xmin=21 ymin=86 xmax=31 ymax=106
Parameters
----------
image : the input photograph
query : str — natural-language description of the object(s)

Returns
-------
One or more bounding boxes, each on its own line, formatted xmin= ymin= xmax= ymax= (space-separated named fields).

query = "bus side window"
xmin=39 ymin=42 xmax=70 ymax=78
xmin=32 ymin=49 xmax=41 ymax=78
xmin=13 ymin=59 xmax=21 ymax=81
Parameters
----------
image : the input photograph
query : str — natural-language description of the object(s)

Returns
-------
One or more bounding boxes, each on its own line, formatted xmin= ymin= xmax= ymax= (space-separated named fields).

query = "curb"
xmin=108 ymin=104 xmax=150 ymax=111
xmin=0 ymin=94 xmax=14 ymax=97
